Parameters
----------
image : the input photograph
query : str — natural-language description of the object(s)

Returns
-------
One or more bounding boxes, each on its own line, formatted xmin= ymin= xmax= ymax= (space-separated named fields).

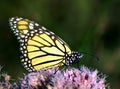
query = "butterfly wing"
xmin=9 ymin=17 xmax=72 ymax=71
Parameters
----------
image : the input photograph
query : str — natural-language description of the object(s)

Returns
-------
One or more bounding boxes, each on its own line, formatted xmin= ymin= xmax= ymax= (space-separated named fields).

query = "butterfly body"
xmin=9 ymin=17 xmax=83 ymax=71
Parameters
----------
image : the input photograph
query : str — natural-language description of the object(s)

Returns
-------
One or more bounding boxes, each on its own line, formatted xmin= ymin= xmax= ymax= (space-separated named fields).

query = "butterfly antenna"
xmin=80 ymin=52 xmax=99 ymax=61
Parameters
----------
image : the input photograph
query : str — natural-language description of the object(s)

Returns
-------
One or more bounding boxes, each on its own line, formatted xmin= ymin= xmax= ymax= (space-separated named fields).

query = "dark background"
xmin=0 ymin=0 xmax=120 ymax=88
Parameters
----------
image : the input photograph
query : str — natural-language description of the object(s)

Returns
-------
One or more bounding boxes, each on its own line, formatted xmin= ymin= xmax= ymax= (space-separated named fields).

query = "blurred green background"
xmin=0 ymin=0 xmax=120 ymax=88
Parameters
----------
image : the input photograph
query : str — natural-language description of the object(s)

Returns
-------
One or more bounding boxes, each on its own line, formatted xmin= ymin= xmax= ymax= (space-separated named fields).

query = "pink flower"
xmin=0 ymin=65 xmax=108 ymax=89
xmin=20 ymin=66 xmax=108 ymax=89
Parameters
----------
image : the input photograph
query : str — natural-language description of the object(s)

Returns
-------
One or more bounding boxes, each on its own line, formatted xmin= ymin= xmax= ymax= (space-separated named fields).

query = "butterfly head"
xmin=65 ymin=51 xmax=83 ymax=65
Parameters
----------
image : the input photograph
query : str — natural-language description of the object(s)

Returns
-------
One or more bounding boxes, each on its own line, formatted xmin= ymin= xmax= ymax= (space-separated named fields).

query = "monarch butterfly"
xmin=9 ymin=17 xmax=83 ymax=72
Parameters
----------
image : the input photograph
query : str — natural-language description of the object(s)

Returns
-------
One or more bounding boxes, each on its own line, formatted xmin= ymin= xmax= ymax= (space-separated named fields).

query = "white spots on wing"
xmin=10 ymin=26 xmax=13 ymax=29
xmin=33 ymin=69 xmax=35 ymax=71
xmin=21 ymin=59 xmax=24 ymax=62
xmin=29 ymin=23 xmax=34 ymax=26
xmin=17 ymin=36 xmax=21 ymax=40
xmin=21 ymin=43 xmax=24 ymax=46
xmin=16 ymin=17 xmax=23 ymax=21
xmin=39 ymin=28 xmax=42 ymax=30
xmin=35 ymin=23 xmax=39 ymax=26
xmin=30 ymin=33 xmax=34 ymax=37
xmin=13 ymin=25 xmax=17 ymax=28
xmin=9 ymin=22 xmax=13 ymax=25
xmin=13 ymin=21 xmax=17 ymax=24
xmin=25 ymin=36 xmax=28 ymax=39
xmin=23 ymin=46 xmax=26 ymax=49
xmin=36 ymin=33 xmax=39 ymax=35
xmin=24 ymin=54 xmax=27 ymax=57
xmin=30 ymin=31 xmax=34 ymax=34
xmin=24 ymin=65 xmax=27 ymax=68
xmin=51 ymin=36 xmax=55 ymax=39
xmin=16 ymin=30 xmax=19 ymax=33
xmin=50 ymin=31 xmax=54 ymax=34
xmin=28 ymin=60 xmax=31 ymax=63
xmin=19 ymin=39 xmax=24 ymax=42
xmin=27 ymin=33 xmax=30 ymax=36
xmin=24 ymin=62 xmax=27 ymax=65
xmin=42 ymin=26 xmax=47 ymax=30
xmin=58 ymin=38 xmax=64 ymax=44
xmin=39 ymin=31 xmax=43 ymax=33
xmin=45 ymin=32 xmax=50 ymax=35
xmin=35 ymin=30 xmax=38 ymax=32
xmin=16 ymin=18 xmax=21 ymax=21
xmin=25 ymin=38 xmax=28 ymax=42
xmin=20 ymin=47 xmax=23 ymax=51
xmin=28 ymin=64 xmax=31 ymax=67
xmin=28 ymin=69 xmax=32 ymax=72
xmin=25 ymin=58 xmax=28 ymax=62
xmin=29 ymin=23 xmax=34 ymax=29
xmin=24 ymin=50 xmax=27 ymax=53
xmin=29 ymin=25 xmax=34 ymax=29
xmin=15 ymin=32 xmax=18 ymax=35
xmin=26 ymin=68 xmax=30 ymax=70
xmin=10 ymin=17 xmax=14 ymax=21
xmin=21 ymin=35 xmax=25 ymax=38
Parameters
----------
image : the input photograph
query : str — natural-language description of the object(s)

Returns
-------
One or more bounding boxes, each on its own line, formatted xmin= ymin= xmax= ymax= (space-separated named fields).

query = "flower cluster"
xmin=0 ymin=66 xmax=108 ymax=89
xmin=20 ymin=66 xmax=107 ymax=89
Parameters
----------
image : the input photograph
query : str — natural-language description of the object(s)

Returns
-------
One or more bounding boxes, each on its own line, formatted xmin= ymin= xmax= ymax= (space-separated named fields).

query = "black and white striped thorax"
xmin=64 ymin=51 xmax=83 ymax=65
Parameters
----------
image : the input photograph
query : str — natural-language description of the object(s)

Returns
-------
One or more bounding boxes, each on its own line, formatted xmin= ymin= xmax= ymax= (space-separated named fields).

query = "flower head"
xmin=20 ymin=66 xmax=107 ymax=89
